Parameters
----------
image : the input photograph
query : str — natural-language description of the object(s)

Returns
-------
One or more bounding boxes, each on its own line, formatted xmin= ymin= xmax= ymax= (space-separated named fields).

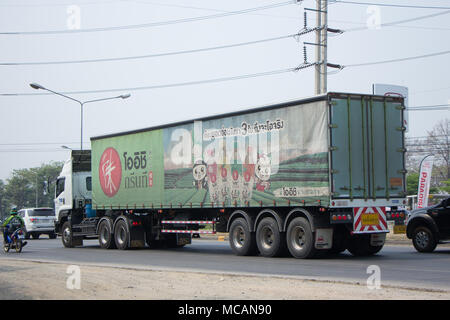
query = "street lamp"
xmin=30 ymin=83 xmax=130 ymax=150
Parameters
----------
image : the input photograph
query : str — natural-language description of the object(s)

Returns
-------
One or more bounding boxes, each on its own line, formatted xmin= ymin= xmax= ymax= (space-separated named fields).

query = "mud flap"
xmin=315 ymin=228 xmax=333 ymax=249
xmin=370 ymin=233 xmax=386 ymax=246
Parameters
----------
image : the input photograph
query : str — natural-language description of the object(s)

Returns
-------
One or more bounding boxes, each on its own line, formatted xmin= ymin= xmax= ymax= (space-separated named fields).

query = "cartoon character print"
xmin=241 ymin=164 xmax=255 ymax=203
xmin=192 ymin=160 xmax=208 ymax=189
xmin=255 ymin=154 xmax=271 ymax=192
xmin=207 ymin=162 xmax=220 ymax=203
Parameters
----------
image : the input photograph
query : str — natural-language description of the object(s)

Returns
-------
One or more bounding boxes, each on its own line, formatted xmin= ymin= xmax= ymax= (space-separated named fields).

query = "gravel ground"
xmin=0 ymin=259 xmax=449 ymax=300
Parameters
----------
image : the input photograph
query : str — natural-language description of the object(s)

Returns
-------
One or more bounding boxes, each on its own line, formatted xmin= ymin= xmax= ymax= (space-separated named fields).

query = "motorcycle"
xmin=3 ymin=226 xmax=25 ymax=253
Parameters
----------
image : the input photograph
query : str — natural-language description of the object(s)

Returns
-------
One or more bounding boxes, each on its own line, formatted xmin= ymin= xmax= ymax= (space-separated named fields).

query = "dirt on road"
xmin=0 ymin=259 xmax=448 ymax=300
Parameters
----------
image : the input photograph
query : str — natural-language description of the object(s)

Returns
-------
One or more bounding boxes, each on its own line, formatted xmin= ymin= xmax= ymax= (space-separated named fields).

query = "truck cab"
xmin=54 ymin=150 xmax=93 ymax=234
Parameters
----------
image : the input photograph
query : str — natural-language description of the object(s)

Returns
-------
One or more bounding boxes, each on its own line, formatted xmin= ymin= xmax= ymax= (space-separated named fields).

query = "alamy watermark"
xmin=366 ymin=5 xmax=381 ymax=30
xmin=67 ymin=5 xmax=81 ymax=30
xmin=66 ymin=265 xmax=81 ymax=290
xmin=366 ymin=265 xmax=381 ymax=290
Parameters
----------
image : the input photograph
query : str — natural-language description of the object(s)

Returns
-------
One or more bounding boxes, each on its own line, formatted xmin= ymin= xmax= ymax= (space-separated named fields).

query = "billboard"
xmin=92 ymin=100 xmax=330 ymax=209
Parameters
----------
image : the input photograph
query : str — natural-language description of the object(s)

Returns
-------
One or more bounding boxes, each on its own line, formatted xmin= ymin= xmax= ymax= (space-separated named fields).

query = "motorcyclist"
xmin=2 ymin=207 xmax=27 ymax=247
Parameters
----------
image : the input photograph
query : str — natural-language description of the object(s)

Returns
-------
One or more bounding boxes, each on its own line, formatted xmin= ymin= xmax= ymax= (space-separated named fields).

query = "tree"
xmin=0 ymin=180 xmax=6 ymax=220
xmin=406 ymin=172 xmax=439 ymax=196
xmin=406 ymin=118 xmax=450 ymax=193
xmin=426 ymin=118 xmax=450 ymax=180
xmin=3 ymin=162 xmax=63 ymax=211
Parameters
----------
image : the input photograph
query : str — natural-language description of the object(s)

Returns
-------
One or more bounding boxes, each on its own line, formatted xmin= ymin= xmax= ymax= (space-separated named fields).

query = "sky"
xmin=0 ymin=0 xmax=449 ymax=181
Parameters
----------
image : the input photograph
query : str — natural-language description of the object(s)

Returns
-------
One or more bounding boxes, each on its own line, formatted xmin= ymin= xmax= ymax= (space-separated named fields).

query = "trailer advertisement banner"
xmin=92 ymin=100 xmax=330 ymax=209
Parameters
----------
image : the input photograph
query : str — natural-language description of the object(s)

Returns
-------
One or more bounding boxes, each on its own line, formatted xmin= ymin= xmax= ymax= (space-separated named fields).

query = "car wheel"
xmin=412 ymin=226 xmax=437 ymax=253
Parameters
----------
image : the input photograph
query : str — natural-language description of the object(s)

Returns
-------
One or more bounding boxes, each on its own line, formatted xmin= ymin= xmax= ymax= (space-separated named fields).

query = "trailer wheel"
xmin=229 ymin=217 xmax=257 ymax=256
xmin=114 ymin=219 xmax=130 ymax=250
xmin=286 ymin=217 xmax=316 ymax=259
xmin=347 ymin=234 xmax=383 ymax=256
xmin=98 ymin=220 xmax=116 ymax=249
xmin=256 ymin=217 xmax=286 ymax=257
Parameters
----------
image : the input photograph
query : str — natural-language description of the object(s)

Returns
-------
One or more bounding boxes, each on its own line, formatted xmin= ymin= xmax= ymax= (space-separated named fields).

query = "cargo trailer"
xmin=54 ymin=92 xmax=407 ymax=258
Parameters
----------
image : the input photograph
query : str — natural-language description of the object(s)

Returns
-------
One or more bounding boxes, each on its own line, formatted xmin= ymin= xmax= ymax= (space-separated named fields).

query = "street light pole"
xmin=30 ymin=83 xmax=130 ymax=150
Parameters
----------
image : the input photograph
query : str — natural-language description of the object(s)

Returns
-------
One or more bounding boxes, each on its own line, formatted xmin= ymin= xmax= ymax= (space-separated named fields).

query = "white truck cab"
xmin=54 ymin=150 xmax=93 ymax=225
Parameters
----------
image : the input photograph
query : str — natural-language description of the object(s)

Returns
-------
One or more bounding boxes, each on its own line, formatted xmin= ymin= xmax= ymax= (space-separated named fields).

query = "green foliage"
xmin=441 ymin=179 xmax=450 ymax=193
xmin=406 ymin=172 xmax=439 ymax=196
xmin=0 ymin=162 xmax=63 ymax=219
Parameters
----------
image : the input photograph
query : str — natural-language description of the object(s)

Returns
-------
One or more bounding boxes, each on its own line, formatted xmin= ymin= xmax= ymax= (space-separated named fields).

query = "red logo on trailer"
xmin=353 ymin=207 xmax=388 ymax=233
xmin=99 ymin=147 xmax=122 ymax=197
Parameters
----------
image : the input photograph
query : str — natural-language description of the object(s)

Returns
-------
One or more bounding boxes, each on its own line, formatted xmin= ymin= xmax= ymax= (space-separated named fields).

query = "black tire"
xmin=48 ymin=232 xmax=57 ymax=239
xmin=145 ymin=232 xmax=162 ymax=249
xmin=31 ymin=233 xmax=39 ymax=239
xmin=98 ymin=220 xmax=116 ymax=249
xmin=24 ymin=232 xmax=30 ymax=240
xmin=15 ymin=240 xmax=22 ymax=253
xmin=114 ymin=219 xmax=130 ymax=250
xmin=286 ymin=217 xmax=317 ymax=259
xmin=229 ymin=217 xmax=258 ymax=256
xmin=61 ymin=222 xmax=74 ymax=248
xmin=412 ymin=226 xmax=437 ymax=253
xmin=347 ymin=234 xmax=383 ymax=256
xmin=256 ymin=217 xmax=286 ymax=258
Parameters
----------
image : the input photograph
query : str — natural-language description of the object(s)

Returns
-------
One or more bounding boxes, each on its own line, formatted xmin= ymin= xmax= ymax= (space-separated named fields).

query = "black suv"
xmin=406 ymin=197 xmax=450 ymax=252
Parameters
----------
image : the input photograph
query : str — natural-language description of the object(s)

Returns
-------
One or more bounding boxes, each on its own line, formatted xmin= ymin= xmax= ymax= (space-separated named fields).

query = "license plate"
xmin=361 ymin=213 xmax=379 ymax=226
xmin=394 ymin=225 xmax=406 ymax=234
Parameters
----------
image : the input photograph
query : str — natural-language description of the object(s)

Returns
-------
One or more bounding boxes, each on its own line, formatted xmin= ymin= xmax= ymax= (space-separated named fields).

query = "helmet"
xmin=10 ymin=207 xmax=18 ymax=215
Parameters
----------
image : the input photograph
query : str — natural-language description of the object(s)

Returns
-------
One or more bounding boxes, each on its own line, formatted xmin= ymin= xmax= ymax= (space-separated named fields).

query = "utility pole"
xmin=315 ymin=0 xmax=328 ymax=95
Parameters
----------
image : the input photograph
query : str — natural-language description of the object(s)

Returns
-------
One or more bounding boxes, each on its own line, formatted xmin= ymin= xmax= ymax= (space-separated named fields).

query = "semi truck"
xmin=54 ymin=92 xmax=407 ymax=258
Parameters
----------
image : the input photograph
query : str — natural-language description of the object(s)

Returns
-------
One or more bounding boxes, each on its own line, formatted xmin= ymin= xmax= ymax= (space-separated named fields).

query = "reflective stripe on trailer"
xmin=161 ymin=221 xmax=215 ymax=224
xmin=161 ymin=230 xmax=216 ymax=234
xmin=353 ymin=207 xmax=388 ymax=234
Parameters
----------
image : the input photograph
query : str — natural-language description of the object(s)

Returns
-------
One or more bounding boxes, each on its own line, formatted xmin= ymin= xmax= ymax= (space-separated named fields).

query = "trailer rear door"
xmin=329 ymin=93 xmax=406 ymax=201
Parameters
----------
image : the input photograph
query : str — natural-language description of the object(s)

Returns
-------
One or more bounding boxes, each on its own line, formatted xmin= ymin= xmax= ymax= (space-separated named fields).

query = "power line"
xmin=344 ymin=9 xmax=450 ymax=32
xmin=407 ymin=104 xmax=450 ymax=111
xmin=332 ymin=0 xmax=450 ymax=10
xmin=344 ymin=49 xmax=450 ymax=67
xmin=0 ymin=32 xmax=301 ymax=66
xmin=0 ymin=66 xmax=307 ymax=96
xmin=0 ymin=1 xmax=297 ymax=35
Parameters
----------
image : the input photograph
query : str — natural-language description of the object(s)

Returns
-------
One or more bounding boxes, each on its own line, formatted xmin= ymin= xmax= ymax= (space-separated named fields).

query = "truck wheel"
xmin=32 ymin=233 xmax=39 ymax=239
xmin=61 ymin=222 xmax=74 ymax=248
xmin=347 ymin=234 xmax=381 ymax=256
xmin=256 ymin=217 xmax=286 ymax=257
xmin=412 ymin=226 xmax=437 ymax=253
xmin=229 ymin=217 xmax=257 ymax=256
xmin=114 ymin=219 xmax=130 ymax=250
xmin=48 ymin=232 xmax=57 ymax=239
xmin=286 ymin=217 xmax=316 ymax=259
xmin=98 ymin=220 xmax=116 ymax=249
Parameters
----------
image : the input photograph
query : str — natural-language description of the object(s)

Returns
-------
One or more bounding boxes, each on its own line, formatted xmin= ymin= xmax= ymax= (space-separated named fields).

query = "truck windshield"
xmin=29 ymin=209 xmax=55 ymax=217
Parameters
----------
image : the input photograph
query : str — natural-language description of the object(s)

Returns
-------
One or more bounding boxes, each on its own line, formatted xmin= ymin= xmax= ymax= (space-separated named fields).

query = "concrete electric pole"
xmin=315 ymin=0 xmax=328 ymax=95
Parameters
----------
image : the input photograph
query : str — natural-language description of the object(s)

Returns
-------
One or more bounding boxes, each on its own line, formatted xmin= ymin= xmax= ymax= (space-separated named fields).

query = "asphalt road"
xmin=2 ymin=237 xmax=450 ymax=291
